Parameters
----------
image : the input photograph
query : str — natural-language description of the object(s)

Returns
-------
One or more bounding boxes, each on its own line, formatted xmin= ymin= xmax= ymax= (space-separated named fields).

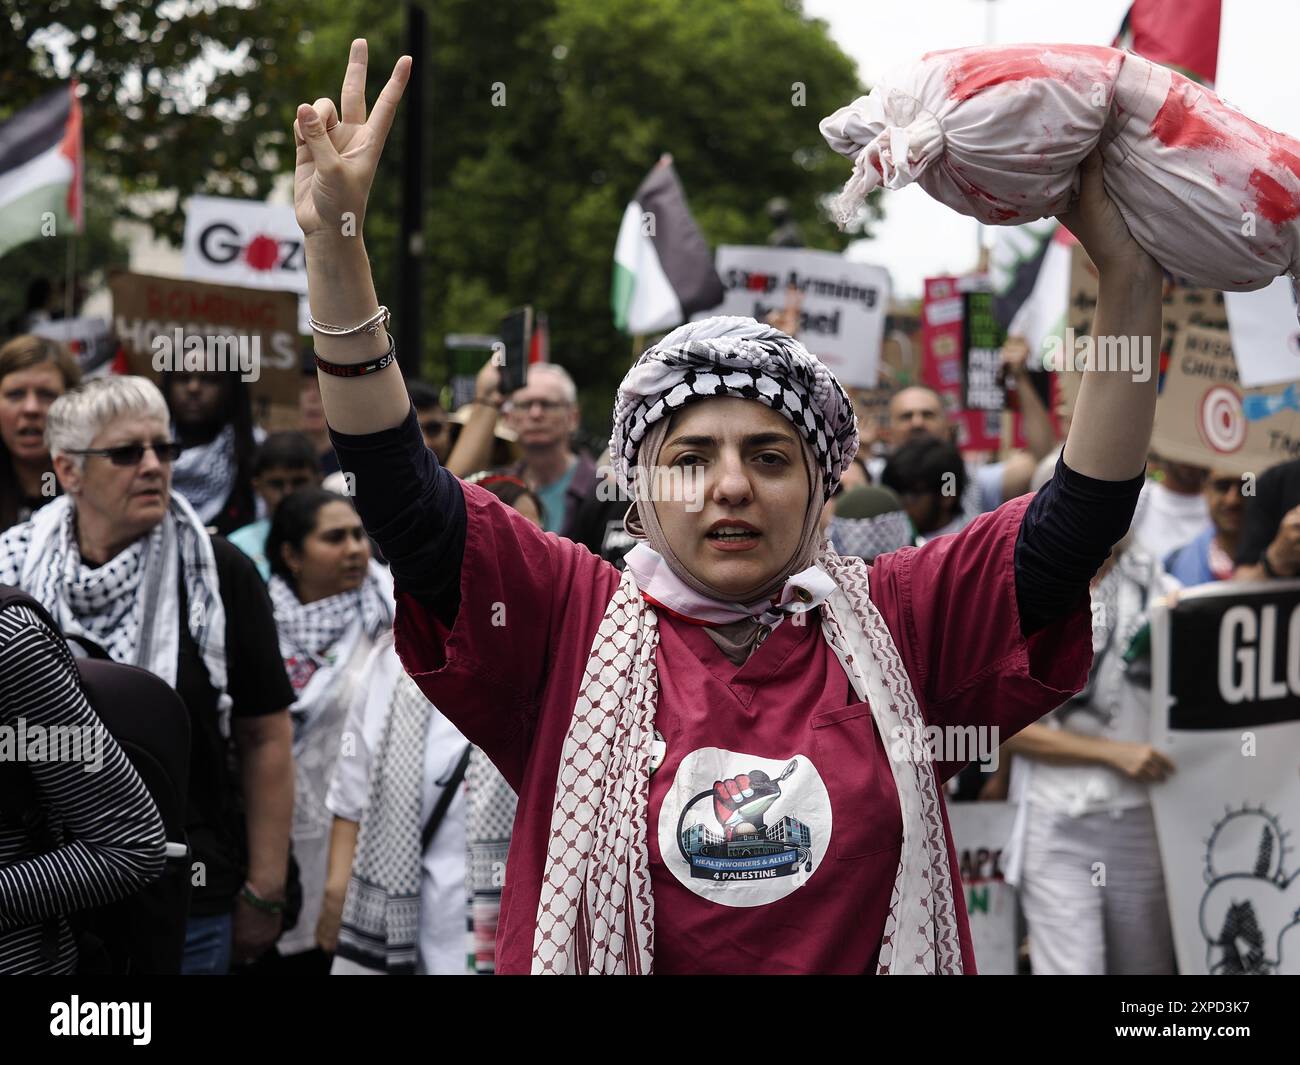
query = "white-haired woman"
xmin=293 ymin=42 xmax=1161 ymax=974
xmin=0 ymin=375 xmax=295 ymax=974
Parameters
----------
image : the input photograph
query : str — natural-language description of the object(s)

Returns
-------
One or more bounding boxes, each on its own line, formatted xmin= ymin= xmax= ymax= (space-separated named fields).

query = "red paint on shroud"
xmin=942 ymin=45 xmax=1113 ymax=103
xmin=1150 ymin=85 xmax=1229 ymax=150
xmin=1249 ymin=169 xmax=1299 ymax=225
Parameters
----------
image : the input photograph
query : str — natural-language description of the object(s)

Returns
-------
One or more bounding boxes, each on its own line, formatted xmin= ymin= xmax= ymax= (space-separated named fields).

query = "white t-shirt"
xmin=1132 ymin=480 xmax=1208 ymax=561
xmin=1024 ymin=547 xmax=1176 ymax=817
xmin=325 ymin=639 xmax=469 ymax=975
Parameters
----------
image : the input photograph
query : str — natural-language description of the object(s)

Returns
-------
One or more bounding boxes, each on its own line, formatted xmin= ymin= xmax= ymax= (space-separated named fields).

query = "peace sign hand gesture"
xmin=293 ymin=39 xmax=411 ymax=243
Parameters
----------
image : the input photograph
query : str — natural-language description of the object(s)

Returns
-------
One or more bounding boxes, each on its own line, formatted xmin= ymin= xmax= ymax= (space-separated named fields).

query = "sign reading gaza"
xmin=1167 ymin=580 xmax=1300 ymax=730
xmin=182 ymin=195 xmax=309 ymax=295
xmin=707 ymin=246 xmax=890 ymax=389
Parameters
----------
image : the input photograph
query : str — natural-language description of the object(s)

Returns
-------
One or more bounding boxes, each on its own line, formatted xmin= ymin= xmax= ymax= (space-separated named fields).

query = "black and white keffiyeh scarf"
xmin=829 ymin=510 xmax=916 ymax=561
xmin=268 ymin=564 xmax=394 ymax=700
xmin=609 ymin=316 xmax=858 ymax=499
xmin=0 ymin=492 xmax=231 ymax=730
xmin=171 ymin=424 xmax=237 ymax=524
xmin=336 ymin=666 xmax=434 ymax=975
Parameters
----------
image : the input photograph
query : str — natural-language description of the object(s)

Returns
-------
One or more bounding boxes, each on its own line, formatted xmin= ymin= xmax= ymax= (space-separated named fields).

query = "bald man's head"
xmin=887 ymin=386 xmax=948 ymax=448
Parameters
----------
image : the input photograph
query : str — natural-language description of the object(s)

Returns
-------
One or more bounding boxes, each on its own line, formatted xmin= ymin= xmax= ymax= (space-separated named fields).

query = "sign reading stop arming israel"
xmin=182 ymin=195 xmax=309 ymax=332
xmin=1149 ymin=581 xmax=1300 ymax=975
xmin=708 ymin=246 xmax=890 ymax=388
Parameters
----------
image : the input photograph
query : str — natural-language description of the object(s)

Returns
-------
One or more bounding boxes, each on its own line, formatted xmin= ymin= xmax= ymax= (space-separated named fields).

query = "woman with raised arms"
xmin=292 ymin=40 xmax=1163 ymax=974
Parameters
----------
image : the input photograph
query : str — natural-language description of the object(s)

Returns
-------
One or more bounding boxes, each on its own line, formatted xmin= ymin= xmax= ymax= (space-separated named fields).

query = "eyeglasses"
xmin=66 ymin=440 xmax=185 ymax=467
xmin=504 ymin=398 xmax=566 ymax=414
xmin=1209 ymin=477 xmax=1243 ymax=494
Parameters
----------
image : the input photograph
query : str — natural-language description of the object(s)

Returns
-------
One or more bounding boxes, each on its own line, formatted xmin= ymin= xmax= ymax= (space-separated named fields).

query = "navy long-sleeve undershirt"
xmin=329 ymin=406 xmax=1144 ymax=637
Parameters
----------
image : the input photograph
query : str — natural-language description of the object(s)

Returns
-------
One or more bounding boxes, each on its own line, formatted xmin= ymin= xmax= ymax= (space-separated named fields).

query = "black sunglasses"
xmin=66 ymin=440 xmax=185 ymax=467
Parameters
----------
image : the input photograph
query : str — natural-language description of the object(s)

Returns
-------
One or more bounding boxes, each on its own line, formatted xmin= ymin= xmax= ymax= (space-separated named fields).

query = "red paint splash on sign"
xmin=244 ymin=234 xmax=280 ymax=271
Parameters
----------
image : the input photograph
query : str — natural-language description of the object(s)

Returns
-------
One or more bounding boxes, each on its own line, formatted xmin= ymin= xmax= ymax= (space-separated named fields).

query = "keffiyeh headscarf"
xmin=829 ymin=486 xmax=917 ymax=562
xmin=532 ymin=316 xmax=964 ymax=975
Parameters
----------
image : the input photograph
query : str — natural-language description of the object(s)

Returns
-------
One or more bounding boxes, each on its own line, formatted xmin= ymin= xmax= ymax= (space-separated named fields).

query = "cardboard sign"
xmin=708 ymin=246 xmax=890 ymax=387
xmin=1152 ymin=324 xmax=1300 ymax=475
xmin=109 ymin=272 xmax=302 ymax=419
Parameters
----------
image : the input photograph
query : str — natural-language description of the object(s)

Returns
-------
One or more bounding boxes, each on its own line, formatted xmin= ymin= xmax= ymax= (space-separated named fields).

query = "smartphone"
xmin=498 ymin=306 xmax=533 ymax=395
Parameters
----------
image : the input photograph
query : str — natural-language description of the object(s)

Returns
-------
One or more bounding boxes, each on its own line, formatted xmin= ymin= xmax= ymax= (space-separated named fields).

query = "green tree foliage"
xmin=3 ymin=0 xmax=871 ymax=435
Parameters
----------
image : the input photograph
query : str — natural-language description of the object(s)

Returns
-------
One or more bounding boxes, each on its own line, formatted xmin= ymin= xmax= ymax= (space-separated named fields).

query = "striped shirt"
xmin=0 ymin=605 xmax=166 ymax=974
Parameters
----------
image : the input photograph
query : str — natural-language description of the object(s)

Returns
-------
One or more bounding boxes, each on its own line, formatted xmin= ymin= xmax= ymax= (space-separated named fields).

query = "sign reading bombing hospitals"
xmin=707 ymin=246 xmax=890 ymax=388
xmin=1149 ymin=581 xmax=1300 ymax=975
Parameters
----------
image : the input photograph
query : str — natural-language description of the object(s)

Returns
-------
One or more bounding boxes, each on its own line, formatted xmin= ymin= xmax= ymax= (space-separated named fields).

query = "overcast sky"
xmin=803 ymin=0 xmax=1300 ymax=299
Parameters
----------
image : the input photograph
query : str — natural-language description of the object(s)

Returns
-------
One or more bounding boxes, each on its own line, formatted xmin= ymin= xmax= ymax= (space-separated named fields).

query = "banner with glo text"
xmin=946 ymin=800 xmax=1018 ymax=975
xmin=1150 ymin=581 xmax=1300 ymax=975
xmin=707 ymin=246 xmax=889 ymax=388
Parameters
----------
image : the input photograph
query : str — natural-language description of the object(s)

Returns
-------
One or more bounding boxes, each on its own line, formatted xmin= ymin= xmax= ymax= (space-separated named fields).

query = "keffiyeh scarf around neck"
xmin=268 ymin=563 xmax=394 ymax=697
xmin=171 ymin=424 xmax=237 ymax=524
xmin=531 ymin=316 xmax=962 ymax=975
xmin=0 ymin=491 xmax=231 ymax=731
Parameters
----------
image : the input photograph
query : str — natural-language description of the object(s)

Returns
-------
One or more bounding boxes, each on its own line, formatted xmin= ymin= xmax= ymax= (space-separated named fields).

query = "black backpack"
xmin=0 ymin=587 xmax=193 ymax=974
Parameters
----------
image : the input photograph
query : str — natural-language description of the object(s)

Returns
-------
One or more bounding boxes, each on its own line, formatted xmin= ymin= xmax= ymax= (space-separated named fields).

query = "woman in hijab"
xmin=292 ymin=41 xmax=1161 ymax=974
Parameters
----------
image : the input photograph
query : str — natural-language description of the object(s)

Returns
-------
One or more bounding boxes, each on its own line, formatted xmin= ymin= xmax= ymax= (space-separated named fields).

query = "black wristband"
xmin=314 ymin=335 xmax=397 ymax=378
xmin=1261 ymin=549 xmax=1280 ymax=578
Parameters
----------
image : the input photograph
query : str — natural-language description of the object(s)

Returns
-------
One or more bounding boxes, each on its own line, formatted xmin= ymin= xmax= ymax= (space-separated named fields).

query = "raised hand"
xmin=1057 ymin=148 xmax=1157 ymax=273
xmin=293 ymin=39 xmax=411 ymax=243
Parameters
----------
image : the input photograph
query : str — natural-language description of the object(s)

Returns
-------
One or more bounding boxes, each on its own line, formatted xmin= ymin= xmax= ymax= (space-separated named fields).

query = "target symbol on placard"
xmin=1199 ymin=386 xmax=1246 ymax=454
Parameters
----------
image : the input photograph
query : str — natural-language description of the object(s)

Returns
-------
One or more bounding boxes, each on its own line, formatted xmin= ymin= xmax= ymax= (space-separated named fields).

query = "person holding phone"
xmin=294 ymin=41 xmax=1162 ymax=974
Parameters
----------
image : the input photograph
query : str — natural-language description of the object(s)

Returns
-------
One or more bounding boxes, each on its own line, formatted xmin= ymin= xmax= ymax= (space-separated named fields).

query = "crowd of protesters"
xmin=0 ymin=289 xmax=1289 ymax=975
xmin=3 ymin=42 xmax=1298 ymax=978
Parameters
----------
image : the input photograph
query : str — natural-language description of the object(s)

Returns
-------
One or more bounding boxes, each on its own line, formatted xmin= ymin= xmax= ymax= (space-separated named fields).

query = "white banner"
xmin=1224 ymin=276 xmax=1300 ymax=388
xmin=706 ymin=246 xmax=890 ymax=388
xmin=947 ymin=800 xmax=1019 ymax=975
xmin=1150 ymin=581 xmax=1300 ymax=975
xmin=182 ymin=195 xmax=309 ymax=332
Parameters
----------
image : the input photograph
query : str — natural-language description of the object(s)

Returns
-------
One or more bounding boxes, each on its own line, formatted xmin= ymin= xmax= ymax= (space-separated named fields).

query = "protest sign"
xmin=1225 ymin=276 xmax=1300 ymax=389
xmin=182 ymin=195 xmax=309 ymax=332
xmin=962 ymin=290 xmax=1007 ymax=412
xmin=1150 ymin=582 xmax=1300 ymax=975
xmin=947 ymin=801 xmax=1019 ymax=975
xmin=1152 ymin=324 xmax=1300 ymax=474
xmin=1062 ymin=242 xmax=1228 ymax=419
xmin=709 ymin=246 xmax=889 ymax=387
xmin=922 ymin=276 xmax=1000 ymax=451
xmin=109 ymin=272 xmax=301 ymax=417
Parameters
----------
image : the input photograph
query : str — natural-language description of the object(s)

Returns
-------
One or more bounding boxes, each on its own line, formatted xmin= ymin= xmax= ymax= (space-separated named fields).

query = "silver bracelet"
xmin=309 ymin=305 xmax=391 ymax=337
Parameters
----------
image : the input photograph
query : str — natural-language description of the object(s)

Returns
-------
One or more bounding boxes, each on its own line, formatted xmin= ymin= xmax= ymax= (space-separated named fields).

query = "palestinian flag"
xmin=1113 ymin=0 xmax=1221 ymax=86
xmin=0 ymin=83 xmax=84 ymax=258
xmin=612 ymin=154 xmax=723 ymax=335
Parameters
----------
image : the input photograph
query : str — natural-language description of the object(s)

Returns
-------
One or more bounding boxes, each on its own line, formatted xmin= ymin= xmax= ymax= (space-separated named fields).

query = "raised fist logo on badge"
xmin=713 ymin=769 xmax=786 ymax=841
